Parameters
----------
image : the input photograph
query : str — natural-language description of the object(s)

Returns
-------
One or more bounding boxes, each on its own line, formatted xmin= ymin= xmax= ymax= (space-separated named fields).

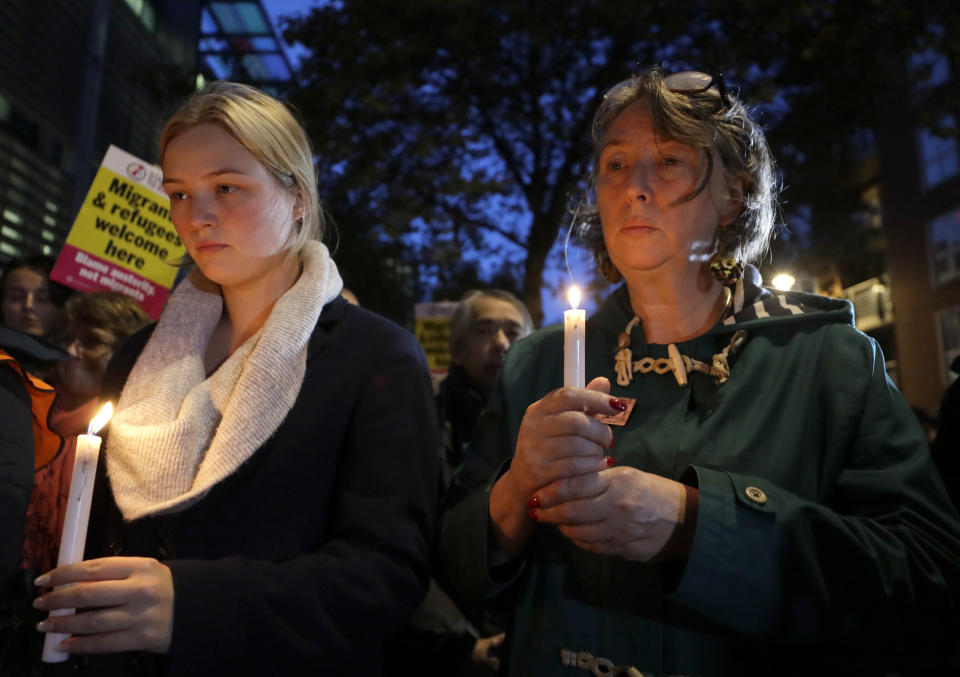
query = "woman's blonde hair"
xmin=579 ymin=66 xmax=780 ymax=283
xmin=160 ymin=81 xmax=323 ymax=252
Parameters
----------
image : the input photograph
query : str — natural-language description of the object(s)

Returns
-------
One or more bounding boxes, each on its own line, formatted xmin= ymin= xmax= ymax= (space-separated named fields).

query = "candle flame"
xmin=87 ymin=402 xmax=114 ymax=436
xmin=567 ymin=285 xmax=582 ymax=310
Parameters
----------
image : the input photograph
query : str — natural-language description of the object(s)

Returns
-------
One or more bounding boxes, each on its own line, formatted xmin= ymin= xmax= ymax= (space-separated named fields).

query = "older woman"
xmin=33 ymin=82 xmax=438 ymax=675
xmin=441 ymin=68 xmax=960 ymax=675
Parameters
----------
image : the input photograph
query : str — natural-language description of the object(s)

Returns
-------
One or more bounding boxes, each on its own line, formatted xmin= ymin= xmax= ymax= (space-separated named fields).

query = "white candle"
xmin=42 ymin=403 xmax=113 ymax=663
xmin=564 ymin=286 xmax=586 ymax=388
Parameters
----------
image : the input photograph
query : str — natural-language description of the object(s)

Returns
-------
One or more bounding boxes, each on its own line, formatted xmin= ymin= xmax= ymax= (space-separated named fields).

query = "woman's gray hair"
xmin=578 ymin=66 xmax=781 ymax=283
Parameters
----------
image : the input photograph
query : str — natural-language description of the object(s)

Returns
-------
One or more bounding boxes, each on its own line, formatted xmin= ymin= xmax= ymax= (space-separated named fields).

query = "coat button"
xmin=745 ymin=486 xmax=767 ymax=505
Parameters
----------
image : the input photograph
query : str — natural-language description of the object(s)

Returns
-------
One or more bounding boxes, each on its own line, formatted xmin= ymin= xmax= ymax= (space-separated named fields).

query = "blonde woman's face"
xmin=161 ymin=124 xmax=300 ymax=292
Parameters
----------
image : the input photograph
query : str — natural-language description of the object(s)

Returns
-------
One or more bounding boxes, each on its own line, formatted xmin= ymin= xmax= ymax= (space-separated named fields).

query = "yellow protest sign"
xmin=51 ymin=145 xmax=184 ymax=318
xmin=415 ymin=301 xmax=458 ymax=376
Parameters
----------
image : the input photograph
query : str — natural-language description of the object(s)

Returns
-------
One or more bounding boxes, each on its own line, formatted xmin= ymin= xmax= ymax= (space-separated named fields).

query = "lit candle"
xmin=42 ymin=402 xmax=113 ymax=663
xmin=564 ymin=286 xmax=586 ymax=388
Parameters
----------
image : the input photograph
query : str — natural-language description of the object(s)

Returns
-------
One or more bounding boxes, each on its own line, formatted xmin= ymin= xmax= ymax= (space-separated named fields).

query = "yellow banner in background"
xmin=51 ymin=145 xmax=184 ymax=319
xmin=65 ymin=167 xmax=183 ymax=286
xmin=415 ymin=301 xmax=458 ymax=376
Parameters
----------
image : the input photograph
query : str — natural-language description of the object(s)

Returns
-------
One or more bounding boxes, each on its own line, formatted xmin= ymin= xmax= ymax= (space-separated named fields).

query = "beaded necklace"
xmin=613 ymin=287 xmax=749 ymax=387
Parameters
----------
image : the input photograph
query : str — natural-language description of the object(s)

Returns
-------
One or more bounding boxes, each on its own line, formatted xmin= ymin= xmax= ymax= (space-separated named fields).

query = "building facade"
xmin=0 ymin=0 xmax=293 ymax=269
xmin=0 ymin=0 xmax=204 ymax=266
xmin=876 ymin=52 xmax=959 ymax=415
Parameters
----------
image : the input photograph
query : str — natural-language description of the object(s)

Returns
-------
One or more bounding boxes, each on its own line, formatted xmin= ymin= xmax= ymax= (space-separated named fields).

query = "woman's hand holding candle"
xmin=488 ymin=377 xmax=625 ymax=556
xmin=34 ymin=556 xmax=174 ymax=654
xmin=40 ymin=403 xmax=113 ymax=662
xmin=36 ymin=403 xmax=173 ymax=657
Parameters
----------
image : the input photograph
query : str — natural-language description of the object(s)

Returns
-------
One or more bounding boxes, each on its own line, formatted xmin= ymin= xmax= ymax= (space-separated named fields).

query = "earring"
xmin=709 ymin=219 xmax=743 ymax=285
xmin=710 ymin=255 xmax=743 ymax=285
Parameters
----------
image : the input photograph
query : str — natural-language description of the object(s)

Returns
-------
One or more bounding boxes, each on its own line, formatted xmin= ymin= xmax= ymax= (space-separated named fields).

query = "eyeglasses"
xmin=62 ymin=331 xmax=116 ymax=356
xmin=664 ymin=71 xmax=730 ymax=109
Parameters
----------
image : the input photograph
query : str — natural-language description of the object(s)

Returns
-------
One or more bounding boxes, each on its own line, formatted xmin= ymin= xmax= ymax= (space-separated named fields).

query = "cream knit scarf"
xmin=106 ymin=241 xmax=342 ymax=520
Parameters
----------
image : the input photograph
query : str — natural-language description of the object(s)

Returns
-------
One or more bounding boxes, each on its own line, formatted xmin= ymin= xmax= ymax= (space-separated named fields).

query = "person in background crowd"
xmin=933 ymin=355 xmax=960 ymax=509
xmin=22 ymin=292 xmax=151 ymax=576
xmin=440 ymin=66 xmax=960 ymax=675
xmin=440 ymin=290 xmax=533 ymax=489
xmin=0 ymin=347 xmax=38 ymax=671
xmin=0 ymin=355 xmax=38 ymax=578
xmin=0 ymin=259 xmax=70 ymax=577
xmin=33 ymin=81 xmax=437 ymax=676
xmin=1 ymin=292 xmax=150 ymax=673
xmin=1 ymin=256 xmax=70 ymax=341
xmin=387 ymin=290 xmax=532 ymax=676
xmin=0 ymin=264 xmax=68 ymax=671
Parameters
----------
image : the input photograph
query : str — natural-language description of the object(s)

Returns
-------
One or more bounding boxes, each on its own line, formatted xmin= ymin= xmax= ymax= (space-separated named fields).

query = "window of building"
xmin=930 ymin=209 xmax=960 ymax=285
xmin=918 ymin=114 xmax=959 ymax=190
xmin=123 ymin=0 xmax=156 ymax=32
xmin=2 ymin=208 xmax=22 ymax=225
xmin=939 ymin=306 xmax=960 ymax=384
xmin=1 ymin=226 xmax=22 ymax=242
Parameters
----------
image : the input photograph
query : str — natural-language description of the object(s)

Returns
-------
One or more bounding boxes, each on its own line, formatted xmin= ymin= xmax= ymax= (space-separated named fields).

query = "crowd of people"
xmin=0 ymin=68 xmax=959 ymax=676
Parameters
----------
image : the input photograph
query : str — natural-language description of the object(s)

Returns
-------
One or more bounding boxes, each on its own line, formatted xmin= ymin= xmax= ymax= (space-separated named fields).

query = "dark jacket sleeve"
xmin=671 ymin=330 xmax=960 ymax=658
xmin=163 ymin=319 xmax=439 ymax=675
xmin=0 ymin=364 xmax=34 ymax=578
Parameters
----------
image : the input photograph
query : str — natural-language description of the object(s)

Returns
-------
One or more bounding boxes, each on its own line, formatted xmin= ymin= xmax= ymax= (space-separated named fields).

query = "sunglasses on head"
xmin=664 ymin=70 xmax=730 ymax=109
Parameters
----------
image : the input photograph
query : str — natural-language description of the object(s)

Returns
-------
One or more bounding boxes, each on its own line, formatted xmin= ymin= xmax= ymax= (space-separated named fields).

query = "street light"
xmin=772 ymin=273 xmax=796 ymax=291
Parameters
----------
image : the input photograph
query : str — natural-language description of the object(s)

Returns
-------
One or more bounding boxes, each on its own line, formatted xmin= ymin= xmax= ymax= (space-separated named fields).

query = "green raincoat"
xmin=440 ymin=278 xmax=960 ymax=676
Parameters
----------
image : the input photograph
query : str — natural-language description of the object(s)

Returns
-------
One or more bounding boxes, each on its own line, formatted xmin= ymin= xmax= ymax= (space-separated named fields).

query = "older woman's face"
xmin=596 ymin=101 xmax=740 ymax=279
xmin=57 ymin=321 xmax=117 ymax=402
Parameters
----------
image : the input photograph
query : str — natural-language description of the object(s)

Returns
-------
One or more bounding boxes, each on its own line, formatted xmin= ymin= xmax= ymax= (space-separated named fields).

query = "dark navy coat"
xmin=80 ymin=296 xmax=438 ymax=676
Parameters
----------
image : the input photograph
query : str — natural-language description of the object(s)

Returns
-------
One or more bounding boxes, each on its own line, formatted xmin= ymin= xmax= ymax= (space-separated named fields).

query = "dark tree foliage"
xmin=282 ymin=0 xmax=959 ymax=325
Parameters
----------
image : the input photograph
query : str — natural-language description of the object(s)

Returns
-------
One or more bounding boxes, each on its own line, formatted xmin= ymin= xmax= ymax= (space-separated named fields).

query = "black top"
xmin=0 ymin=364 xmax=33 ymax=578
xmin=79 ymin=297 xmax=439 ymax=676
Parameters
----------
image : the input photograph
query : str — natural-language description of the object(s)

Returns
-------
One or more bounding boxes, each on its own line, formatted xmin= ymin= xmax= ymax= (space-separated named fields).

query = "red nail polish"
xmin=604 ymin=456 xmax=617 ymax=467
xmin=529 ymin=507 xmax=539 ymax=520
xmin=527 ymin=496 xmax=540 ymax=508
xmin=609 ymin=398 xmax=628 ymax=411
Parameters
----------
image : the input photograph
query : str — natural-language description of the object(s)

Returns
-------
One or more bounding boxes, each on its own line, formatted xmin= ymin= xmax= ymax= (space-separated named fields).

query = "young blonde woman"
xmin=33 ymin=82 xmax=438 ymax=675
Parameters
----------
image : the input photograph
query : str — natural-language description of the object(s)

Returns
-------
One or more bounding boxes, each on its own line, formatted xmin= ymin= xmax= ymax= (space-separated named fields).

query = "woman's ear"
xmin=721 ymin=177 xmax=748 ymax=224
xmin=293 ymin=189 xmax=304 ymax=221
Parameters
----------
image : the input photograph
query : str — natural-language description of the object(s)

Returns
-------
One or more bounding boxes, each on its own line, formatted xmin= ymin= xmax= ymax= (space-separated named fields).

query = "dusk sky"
xmin=257 ymin=0 xmax=604 ymax=323
xmin=261 ymin=0 xmax=313 ymax=67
